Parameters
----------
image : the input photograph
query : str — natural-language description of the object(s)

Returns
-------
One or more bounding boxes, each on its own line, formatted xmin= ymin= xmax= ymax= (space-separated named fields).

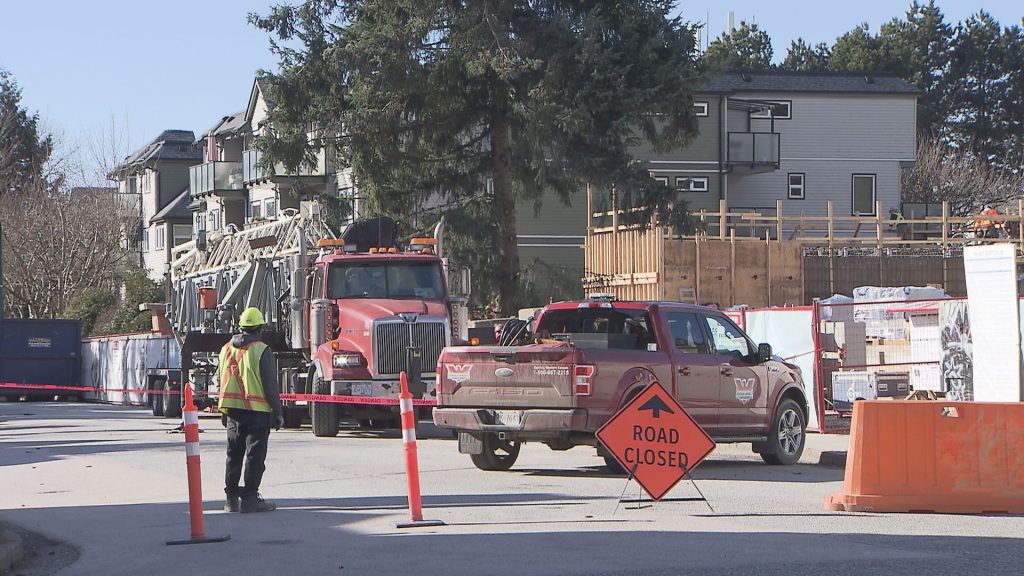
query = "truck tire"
xmin=470 ymin=433 xmax=521 ymax=471
xmin=163 ymin=380 xmax=182 ymax=420
xmin=602 ymin=454 xmax=626 ymax=475
xmin=759 ymin=399 xmax=806 ymax=465
xmin=151 ymin=385 xmax=165 ymax=417
xmin=310 ymin=374 xmax=339 ymax=438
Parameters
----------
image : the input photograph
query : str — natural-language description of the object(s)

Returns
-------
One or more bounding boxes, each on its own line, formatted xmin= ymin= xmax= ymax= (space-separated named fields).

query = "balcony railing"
xmin=727 ymin=132 xmax=780 ymax=169
xmin=190 ymin=161 xmax=244 ymax=197
xmin=243 ymin=149 xmax=327 ymax=183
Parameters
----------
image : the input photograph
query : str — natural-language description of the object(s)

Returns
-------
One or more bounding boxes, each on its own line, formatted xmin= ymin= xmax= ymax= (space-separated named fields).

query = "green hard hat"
xmin=239 ymin=307 xmax=266 ymax=328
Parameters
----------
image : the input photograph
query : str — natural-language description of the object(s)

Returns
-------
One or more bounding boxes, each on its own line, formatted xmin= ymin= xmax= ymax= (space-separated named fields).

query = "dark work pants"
xmin=224 ymin=409 xmax=271 ymax=498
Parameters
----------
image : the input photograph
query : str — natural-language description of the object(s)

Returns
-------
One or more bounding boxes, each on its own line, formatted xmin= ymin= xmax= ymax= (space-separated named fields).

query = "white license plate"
xmin=350 ymin=383 xmax=372 ymax=396
xmin=493 ymin=410 xmax=523 ymax=427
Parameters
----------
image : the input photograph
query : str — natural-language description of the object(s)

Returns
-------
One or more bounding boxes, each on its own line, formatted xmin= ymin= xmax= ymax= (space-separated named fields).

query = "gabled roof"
xmin=109 ymin=130 xmax=203 ymax=178
xmin=245 ymin=75 xmax=275 ymax=130
xmin=699 ymin=71 xmax=920 ymax=96
xmin=150 ymin=187 xmax=192 ymax=224
xmin=196 ymin=111 xmax=247 ymax=143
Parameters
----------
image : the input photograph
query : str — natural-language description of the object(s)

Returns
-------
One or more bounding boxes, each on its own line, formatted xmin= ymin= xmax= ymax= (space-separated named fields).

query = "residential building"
xmin=189 ymin=77 xmax=341 ymax=241
xmin=108 ymin=130 xmax=203 ymax=281
xmin=525 ymin=70 xmax=919 ymax=297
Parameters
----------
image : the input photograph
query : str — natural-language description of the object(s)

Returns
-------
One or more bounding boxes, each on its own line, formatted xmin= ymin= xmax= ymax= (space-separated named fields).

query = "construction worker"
xmin=974 ymin=205 xmax=1001 ymax=238
xmin=219 ymin=307 xmax=283 ymax=513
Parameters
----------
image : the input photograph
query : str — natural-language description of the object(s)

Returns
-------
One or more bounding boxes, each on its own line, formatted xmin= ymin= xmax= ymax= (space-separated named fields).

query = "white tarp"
xmin=81 ymin=333 xmax=180 ymax=405
xmin=743 ymin=308 xmax=819 ymax=431
xmin=852 ymin=286 xmax=946 ymax=339
xmin=963 ymin=244 xmax=1021 ymax=401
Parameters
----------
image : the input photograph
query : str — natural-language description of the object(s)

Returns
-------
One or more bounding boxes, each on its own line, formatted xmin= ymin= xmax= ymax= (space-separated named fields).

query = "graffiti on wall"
xmin=938 ymin=301 xmax=973 ymax=400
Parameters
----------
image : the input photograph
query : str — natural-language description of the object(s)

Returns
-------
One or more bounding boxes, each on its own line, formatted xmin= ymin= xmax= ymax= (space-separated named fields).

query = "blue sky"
xmin=0 ymin=1 xmax=1018 ymax=163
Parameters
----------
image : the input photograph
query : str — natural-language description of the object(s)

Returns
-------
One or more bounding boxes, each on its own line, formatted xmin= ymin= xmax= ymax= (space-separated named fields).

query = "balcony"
xmin=243 ymin=149 xmax=327 ymax=184
xmin=190 ymin=161 xmax=244 ymax=198
xmin=727 ymin=132 xmax=780 ymax=174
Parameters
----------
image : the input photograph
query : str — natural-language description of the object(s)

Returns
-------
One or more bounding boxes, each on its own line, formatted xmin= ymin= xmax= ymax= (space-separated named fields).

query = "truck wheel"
xmin=470 ymin=434 xmax=521 ymax=471
xmin=310 ymin=374 xmax=339 ymax=438
xmin=759 ymin=399 xmax=805 ymax=465
xmin=151 ymin=387 xmax=165 ymax=417
xmin=163 ymin=381 xmax=182 ymax=420
xmin=282 ymin=407 xmax=304 ymax=429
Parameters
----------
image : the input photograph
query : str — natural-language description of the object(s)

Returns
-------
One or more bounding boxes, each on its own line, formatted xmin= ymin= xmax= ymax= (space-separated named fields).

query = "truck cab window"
xmin=702 ymin=315 xmax=755 ymax=359
xmin=666 ymin=311 xmax=709 ymax=354
xmin=535 ymin=308 xmax=656 ymax=351
xmin=326 ymin=262 xmax=445 ymax=300
xmin=312 ymin=267 xmax=324 ymax=298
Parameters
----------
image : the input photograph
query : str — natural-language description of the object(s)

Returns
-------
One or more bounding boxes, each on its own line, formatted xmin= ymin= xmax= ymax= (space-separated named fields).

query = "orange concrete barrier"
xmin=825 ymin=400 xmax=1024 ymax=514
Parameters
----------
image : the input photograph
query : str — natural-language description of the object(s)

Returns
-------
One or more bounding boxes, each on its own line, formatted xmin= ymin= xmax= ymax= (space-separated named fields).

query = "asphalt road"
xmin=2 ymin=400 xmax=1023 ymax=576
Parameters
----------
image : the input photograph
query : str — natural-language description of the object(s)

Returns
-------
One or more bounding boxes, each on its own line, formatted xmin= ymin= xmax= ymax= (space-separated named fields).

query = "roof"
xmin=196 ymin=111 xmax=247 ymax=143
xmin=150 ymin=187 xmax=192 ymax=224
xmin=109 ymin=130 xmax=203 ymax=177
xmin=699 ymin=71 xmax=920 ymax=96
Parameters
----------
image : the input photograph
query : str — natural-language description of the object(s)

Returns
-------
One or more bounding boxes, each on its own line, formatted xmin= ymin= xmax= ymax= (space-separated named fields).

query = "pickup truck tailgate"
xmin=438 ymin=345 xmax=577 ymax=408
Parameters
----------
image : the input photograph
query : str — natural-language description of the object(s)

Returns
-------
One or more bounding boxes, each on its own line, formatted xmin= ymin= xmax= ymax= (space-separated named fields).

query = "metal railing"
xmin=189 ymin=161 xmax=243 ymax=197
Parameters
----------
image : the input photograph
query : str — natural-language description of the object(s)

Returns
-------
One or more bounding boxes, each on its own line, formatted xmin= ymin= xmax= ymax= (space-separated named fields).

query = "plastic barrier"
xmin=166 ymin=385 xmax=229 ymax=545
xmin=395 ymin=371 xmax=444 ymax=529
xmin=825 ymin=400 xmax=1024 ymax=514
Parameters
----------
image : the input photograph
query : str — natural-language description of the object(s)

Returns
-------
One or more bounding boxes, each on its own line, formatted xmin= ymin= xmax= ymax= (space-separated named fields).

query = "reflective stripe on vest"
xmin=218 ymin=341 xmax=271 ymax=413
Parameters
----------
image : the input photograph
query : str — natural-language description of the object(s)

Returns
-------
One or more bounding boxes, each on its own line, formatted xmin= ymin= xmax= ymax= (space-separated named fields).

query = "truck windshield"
xmin=326 ymin=262 xmax=445 ymax=300
xmin=534 ymin=308 xmax=655 ymax=351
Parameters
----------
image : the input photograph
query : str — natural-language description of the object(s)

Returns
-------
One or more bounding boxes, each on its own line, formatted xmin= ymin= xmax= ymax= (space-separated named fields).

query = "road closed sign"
xmin=596 ymin=380 xmax=716 ymax=500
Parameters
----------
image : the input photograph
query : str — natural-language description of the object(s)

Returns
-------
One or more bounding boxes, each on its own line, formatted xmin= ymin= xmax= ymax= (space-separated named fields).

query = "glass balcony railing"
xmin=243 ymin=149 xmax=327 ymax=183
xmin=190 ymin=161 xmax=244 ymax=197
xmin=727 ymin=132 xmax=780 ymax=168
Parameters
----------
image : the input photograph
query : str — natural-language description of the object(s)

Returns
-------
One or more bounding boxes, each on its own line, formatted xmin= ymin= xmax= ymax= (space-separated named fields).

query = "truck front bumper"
xmin=432 ymin=407 xmax=588 ymax=432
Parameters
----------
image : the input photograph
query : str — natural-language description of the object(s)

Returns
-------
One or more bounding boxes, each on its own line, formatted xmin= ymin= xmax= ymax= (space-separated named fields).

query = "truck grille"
xmin=373 ymin=320 xmax=448 ymax=377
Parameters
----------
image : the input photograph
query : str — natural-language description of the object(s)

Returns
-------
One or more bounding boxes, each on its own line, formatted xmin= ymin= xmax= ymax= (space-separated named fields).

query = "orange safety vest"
xmin=976 ymin=208 xmax=998 ymax=229
xmin=218 ymin=342 xmax=271 ymax=413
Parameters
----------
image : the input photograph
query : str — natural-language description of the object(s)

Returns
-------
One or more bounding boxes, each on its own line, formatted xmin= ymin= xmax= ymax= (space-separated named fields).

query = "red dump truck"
xmin=166 ymin=213 xmax=469 ymax=436
xmin=433 ymin=296 xmax=808 ymax=471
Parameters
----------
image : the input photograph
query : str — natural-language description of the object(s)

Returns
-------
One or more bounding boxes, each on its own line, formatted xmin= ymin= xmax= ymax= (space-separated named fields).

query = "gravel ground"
xmin=0 ymin=523 xmax=78 ymax=576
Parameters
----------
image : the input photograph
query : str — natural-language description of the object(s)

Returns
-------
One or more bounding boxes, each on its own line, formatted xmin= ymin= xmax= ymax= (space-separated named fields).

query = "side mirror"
xmin=758 ymin=343 xmax=773 ymax=363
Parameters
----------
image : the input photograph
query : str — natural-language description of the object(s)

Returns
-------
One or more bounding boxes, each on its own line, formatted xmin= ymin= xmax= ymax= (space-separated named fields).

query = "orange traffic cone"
xmin=395 ymin=371 xmax=444 ymax=529
xmin=167 ymin=383 xmax=230 ymax=545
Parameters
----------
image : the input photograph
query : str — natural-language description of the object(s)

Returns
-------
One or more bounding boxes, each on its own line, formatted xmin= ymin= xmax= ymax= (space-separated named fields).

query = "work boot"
xmin=240 ymin=493 xmax=276 ymax=513
xmin=224 ymin=495 xmax=240 ymax=513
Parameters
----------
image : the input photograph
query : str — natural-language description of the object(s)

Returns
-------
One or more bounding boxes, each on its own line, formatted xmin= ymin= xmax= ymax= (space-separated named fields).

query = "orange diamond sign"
xmin=596 ymin=380 xmax=716 ymax=501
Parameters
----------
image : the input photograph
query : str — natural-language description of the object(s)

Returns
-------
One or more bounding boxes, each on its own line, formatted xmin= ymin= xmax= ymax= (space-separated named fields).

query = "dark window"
xmin=693 ymin=101 xmax=709 ymax=117
xmin=535 ymin=308 xmax=657 ymax=351
xmin=326 ymin=261 xmax=445 ymax=300
xmin=666 ymin=312 xmax=710 ymax=354
xmin=751 ymin=100 xmax=792 ymax=119
xmin=852 ymin=174 xmax=876 ymax=215
xmin=788 ymin=173 xmax=805 ymax=200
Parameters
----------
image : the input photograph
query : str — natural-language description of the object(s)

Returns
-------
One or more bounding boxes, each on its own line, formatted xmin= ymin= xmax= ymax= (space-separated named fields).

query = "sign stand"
xmin=614 ymin=461 xmax=714 ymax=513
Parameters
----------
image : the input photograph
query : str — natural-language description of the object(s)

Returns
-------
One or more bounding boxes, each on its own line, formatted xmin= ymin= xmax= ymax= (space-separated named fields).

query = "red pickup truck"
xmin=433 ymin=298 xmax=808 ymax=471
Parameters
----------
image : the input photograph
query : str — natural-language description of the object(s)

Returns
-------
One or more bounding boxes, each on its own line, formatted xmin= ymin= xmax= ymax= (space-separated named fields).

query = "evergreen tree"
xmin=780 ymin=38 xmax=830 ymax=71
xmin=702 ymin=21 xmax=774 ymax=71
xmin=250 ymin=1 xmax=703 ymax=313
xmin=0 ymin=69 xmax=53 ymax=195
xmin=829 ymin=24 xmax=884 ymax=71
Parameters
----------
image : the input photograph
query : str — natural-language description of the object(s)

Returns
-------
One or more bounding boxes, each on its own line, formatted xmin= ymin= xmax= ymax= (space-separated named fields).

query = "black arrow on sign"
xmin=637 ymin=394 xmax=674 ymax=419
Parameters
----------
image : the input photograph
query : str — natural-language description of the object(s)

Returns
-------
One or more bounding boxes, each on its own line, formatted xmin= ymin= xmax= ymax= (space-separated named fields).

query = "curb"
xmin=818 ymin=451 xmax=848 ymax=468
xmin=0 ymin=529 xmax=25 ymax=575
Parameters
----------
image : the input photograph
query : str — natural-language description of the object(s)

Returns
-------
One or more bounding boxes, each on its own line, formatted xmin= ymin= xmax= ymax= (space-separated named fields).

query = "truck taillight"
xmin=574 ymin=365 xmax=595 ymax=395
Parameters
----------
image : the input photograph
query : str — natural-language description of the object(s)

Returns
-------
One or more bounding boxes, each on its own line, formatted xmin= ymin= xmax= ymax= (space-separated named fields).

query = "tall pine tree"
xmin=251 ymin=1 xmax=703 ymax=313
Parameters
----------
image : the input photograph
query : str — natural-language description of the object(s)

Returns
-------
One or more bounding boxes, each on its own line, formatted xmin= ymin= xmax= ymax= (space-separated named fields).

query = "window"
xmin=653 ymin=176 xmax=668 ymax=186
xmin=788 ymin=173 xmax=805 ymax=200
xmin=534 ymin=308 xmax=657 ymax=351
xmin=155 ymin=225 xmax=165 ymax=249
xmin=142 ymin=228 xmax=149 ymax=252
xmin=266 ymin=199 xmax=277 ymax=219
xmin=702 ymin=314 xmax=755 ymax=358
xmin=172 ymin=224 xmax=191 ymax=247
xmin=693 ymin=101 xmax=709 ymax=117
xmin=666 ymin=312 xmax=710 ymax=354
xmin=194 ymin=213 xmax=205 ymax=232
xmin=209 ymin=209 xmax=221 ymax=231
xmin=751 ymin=100 xmax=792 ymax=119
xmin=249 ymin=200 xmax=262 ymax=220
xmin=327 ymin=262 xmax=446 ymax=300
xmin=675 ymin=176 xmax=709 ymax=192
xmin=852 ymin=174 xmax=876 ymax=215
